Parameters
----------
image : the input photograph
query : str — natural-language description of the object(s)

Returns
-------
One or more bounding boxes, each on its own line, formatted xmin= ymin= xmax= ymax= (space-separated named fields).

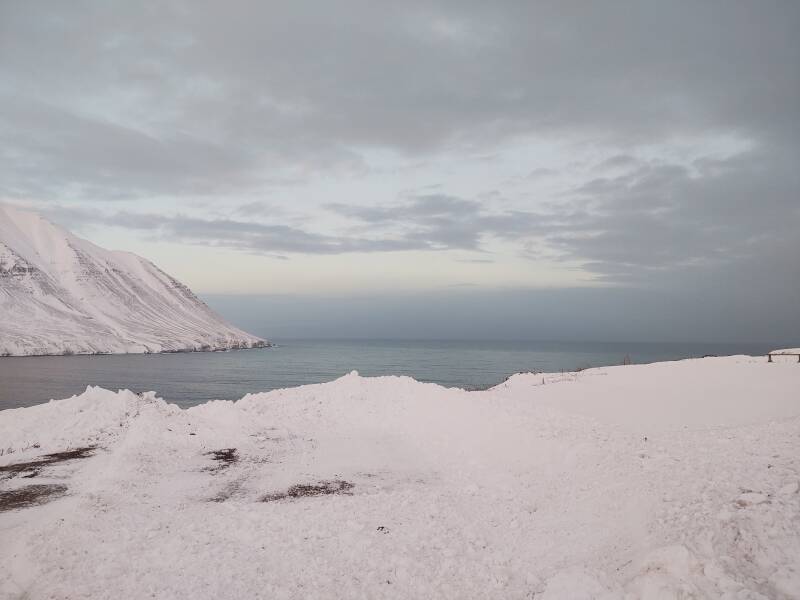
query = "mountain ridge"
xmin=0 ymin=204 xmax=267 ymax=356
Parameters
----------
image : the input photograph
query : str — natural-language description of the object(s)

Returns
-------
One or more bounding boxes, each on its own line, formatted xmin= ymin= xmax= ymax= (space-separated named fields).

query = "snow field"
xmin=0 ymin=356 xmax=798 ymax=598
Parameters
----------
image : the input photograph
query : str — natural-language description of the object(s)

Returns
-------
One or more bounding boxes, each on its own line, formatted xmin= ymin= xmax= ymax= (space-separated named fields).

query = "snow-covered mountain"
xmin=0 ymin=205 xmax=266 ymax=356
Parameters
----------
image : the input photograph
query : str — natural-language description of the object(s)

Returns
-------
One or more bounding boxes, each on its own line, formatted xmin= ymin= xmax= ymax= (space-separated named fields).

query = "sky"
xmin=1 ymin=1 xmax=798 ymax=342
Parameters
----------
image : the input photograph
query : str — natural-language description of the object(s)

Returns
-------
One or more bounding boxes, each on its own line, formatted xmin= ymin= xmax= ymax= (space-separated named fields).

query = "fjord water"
xmin=0 ymin=339 xmax=777 ymax=410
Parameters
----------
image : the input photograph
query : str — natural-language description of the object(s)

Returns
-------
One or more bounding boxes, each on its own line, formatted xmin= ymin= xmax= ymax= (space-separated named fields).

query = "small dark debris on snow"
xmin=616 ymin=559 xmax=633 ymax=572
xmin=262 ymin=480 xmax=354 ymax=502
xmin=0 ymin=484 xmax=68 ymax=512
xmin=377 ymin=526 xmax=389 ymax=534
xmin=0 ymin=446 xmax=96 ymax=480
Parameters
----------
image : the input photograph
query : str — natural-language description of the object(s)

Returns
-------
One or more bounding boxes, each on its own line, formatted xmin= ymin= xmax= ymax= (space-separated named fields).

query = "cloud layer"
xmin=2 ymin=1 xmax=797 ymax=197
xmin=1 ymin=1 xmax=798 ymax=335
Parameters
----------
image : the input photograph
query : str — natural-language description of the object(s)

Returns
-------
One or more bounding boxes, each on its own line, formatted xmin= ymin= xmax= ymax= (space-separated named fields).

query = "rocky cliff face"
xmin=0 ymin=205 xmax=267 ymax=356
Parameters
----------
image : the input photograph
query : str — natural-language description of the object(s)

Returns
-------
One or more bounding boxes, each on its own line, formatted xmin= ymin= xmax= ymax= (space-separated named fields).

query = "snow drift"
xmin=0 ymin=204 xmax=266 ymax=355
xmin=1 ymin=355 xmax=798 ymax=598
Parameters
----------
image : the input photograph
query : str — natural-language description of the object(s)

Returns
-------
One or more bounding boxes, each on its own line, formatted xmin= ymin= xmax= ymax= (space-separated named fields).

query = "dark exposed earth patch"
xmin=262 ymin=480 xmax=354 ymax=502
xmin=0 ymin=446 xmax=96 ymax=480
xmin=205 ymin=448 xmax=238 ymax=471
xmin=0 ymin=484 xmax=68 ymax=512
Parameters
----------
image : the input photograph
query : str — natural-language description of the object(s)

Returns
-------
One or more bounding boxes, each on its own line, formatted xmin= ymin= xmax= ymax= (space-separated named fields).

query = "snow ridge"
xmin=0 ymin=205 xmax=266 ymax=355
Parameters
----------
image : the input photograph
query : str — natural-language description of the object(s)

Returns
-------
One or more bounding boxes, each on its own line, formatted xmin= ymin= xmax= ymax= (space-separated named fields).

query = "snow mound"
xmin=1 ymin=356 xmax=798 ymax=599
xmin=0 ymin=387 xmax=174 ymax=457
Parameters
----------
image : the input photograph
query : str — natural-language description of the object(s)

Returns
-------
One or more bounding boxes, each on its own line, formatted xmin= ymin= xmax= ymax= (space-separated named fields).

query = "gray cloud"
xmin=527 ymin=168 xmax=557 ymax=179
xmin=325 ymin=145 xmax=799 ymax=291
xmin=327 ymin=194 xmax=545 ymax=251
xmin=550 ymin=146 xmax=800 ymax=282
xmin=40 ymin=205 xmax=433 ymax=255
xmin=1 ymin=1 xmax=798 ymax=199
xmin=41 ymin=138 xmax=799 ymax=292
xmin=592 ymin=155 xmax=640 ymax=173
xmin=41 ymin=196 xmax=543 ymax=256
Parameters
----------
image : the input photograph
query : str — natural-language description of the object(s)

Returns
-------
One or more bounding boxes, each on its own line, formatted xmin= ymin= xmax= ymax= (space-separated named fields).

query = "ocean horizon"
xmin=0 ymin=338 xmax=781 ymax=411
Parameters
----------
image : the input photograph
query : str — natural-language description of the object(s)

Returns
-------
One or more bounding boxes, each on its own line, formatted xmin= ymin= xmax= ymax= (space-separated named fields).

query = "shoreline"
xmin=0 ymin=340 xmax=272 ymax=359
xmin=1 ymin=350 xmax=793 ymax=413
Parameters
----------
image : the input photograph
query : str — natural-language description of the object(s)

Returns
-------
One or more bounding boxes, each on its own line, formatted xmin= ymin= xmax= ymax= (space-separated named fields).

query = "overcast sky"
xmin=1 ymin=1 xmax=798 ymax=341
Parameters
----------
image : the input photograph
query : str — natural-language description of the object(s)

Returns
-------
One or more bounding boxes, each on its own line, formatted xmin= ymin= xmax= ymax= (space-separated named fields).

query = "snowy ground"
xmin=1 ymin=355 xmax=798 ymax=599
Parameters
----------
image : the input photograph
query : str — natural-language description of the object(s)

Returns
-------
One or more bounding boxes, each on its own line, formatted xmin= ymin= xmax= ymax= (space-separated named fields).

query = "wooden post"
xmin=768 ymin=353 xmax=772 ymax=362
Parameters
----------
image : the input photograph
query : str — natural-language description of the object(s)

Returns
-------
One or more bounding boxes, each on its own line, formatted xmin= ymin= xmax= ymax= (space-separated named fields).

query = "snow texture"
xmin=0 ymin=204 xmax=265 ymax=356
xmin=1 ymin=355 xmax=798 ymax=599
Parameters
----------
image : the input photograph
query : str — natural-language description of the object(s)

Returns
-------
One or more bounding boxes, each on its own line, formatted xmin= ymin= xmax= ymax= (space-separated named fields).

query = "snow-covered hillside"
xmin=1 ymin=356 xmax=798 ymax=598
xmin=0 ymin=205 xmax=266 ymax=355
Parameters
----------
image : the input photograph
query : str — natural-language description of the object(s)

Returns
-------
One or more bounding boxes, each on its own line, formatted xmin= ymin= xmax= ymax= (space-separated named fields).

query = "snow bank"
xmin=498 ymin=354 xmax=800 ymax=429
xmin=1 ymin=356 xmax=798 ymax=599
xmin=0 ymin=387 xmax=175 ymax=458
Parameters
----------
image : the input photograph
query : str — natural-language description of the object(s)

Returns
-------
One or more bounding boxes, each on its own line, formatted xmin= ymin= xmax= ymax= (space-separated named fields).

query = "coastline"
xmin=0 ymin=339 xmax=271 ymax=358
xmin=0 ymin=345 xmax=789 ymax=412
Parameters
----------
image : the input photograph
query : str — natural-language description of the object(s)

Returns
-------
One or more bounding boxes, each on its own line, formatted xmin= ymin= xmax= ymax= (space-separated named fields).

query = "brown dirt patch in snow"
xmin=0 ymin=446 xmax=96 ymax=480
xmin=204 ymin=448 xmax=238 ymax=471
xmin=0 ymin=484 xmax=68 ymax=512
xmin=262 ymin=480 xmax=354 ymax=502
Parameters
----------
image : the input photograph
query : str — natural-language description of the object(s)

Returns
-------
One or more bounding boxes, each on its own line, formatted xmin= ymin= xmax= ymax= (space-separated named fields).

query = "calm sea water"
xmin=0 ymin=339 xmax=777 ymax=410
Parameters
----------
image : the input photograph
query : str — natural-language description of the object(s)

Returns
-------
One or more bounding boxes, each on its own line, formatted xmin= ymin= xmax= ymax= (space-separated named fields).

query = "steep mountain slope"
xmin=0 ymin=205 xmax=266 ymax=356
